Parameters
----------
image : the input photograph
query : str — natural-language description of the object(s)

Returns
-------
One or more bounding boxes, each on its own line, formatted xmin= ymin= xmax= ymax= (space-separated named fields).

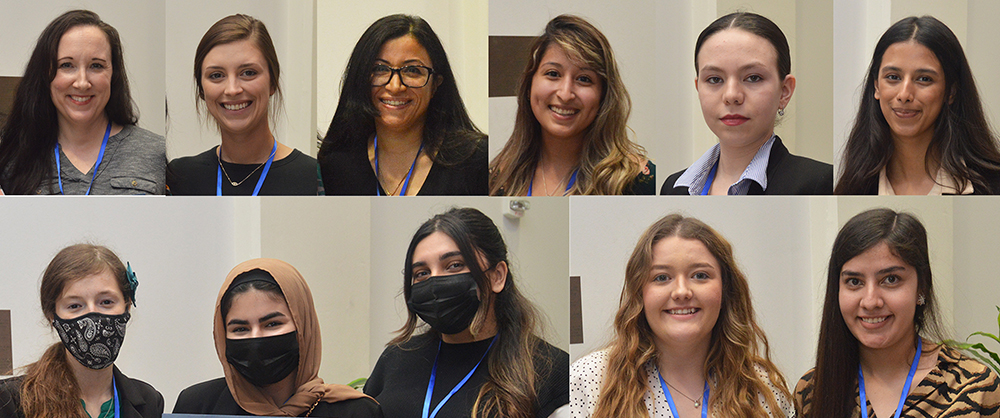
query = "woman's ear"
xmin=488 ymin=261 xmax=507 ymax=293
xmin=779 ymin=74 xmax=796 ymax=109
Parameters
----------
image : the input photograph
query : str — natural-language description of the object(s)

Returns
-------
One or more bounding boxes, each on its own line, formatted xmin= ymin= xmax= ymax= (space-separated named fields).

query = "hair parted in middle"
xmin=392 ymin=207 xmax=548 ymax=418
xmin=803 ymin=208 xmax=944 ymax=417
xmin=835 ymin=16 xmax=1000 ymax=194
xmin=593 ymin=214 xmax=789 ymax=418
xmin=489 ymin=14 xmax=647 ymax=196
xmin=318 ymin=14 xmax=484 ymax=169
xmin=193 ymin=14 xmax=283 ymax=125
xmin=695 ymin=12 xmax=791 ymax=80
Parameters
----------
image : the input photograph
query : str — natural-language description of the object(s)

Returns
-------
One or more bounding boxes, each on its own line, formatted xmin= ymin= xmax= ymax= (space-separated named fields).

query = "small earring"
xmin=917 ymin=294 xmax=926 ymax=306
xmin=777 ymin=108 xmax=785 ymax=117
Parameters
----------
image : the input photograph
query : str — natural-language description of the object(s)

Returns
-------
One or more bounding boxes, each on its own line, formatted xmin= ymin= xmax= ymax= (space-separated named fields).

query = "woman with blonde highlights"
xmin=571 ymin=214 xmax=793 ymax=417
xmin=490 ymin=14 xmax=653 ymax=195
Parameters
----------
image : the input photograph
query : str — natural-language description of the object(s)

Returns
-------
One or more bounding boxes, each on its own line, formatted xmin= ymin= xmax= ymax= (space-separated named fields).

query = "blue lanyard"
xmin=112 ymin=375 xmax=120 ymax=418
xmin=216 ymin=140 xmax=276 ymax=196
xmin=374 ymin=135 xmax=423 ymax=196
xmin=527 ymin=169 xmax=578 ymax=196
xmin=658 ymin=370 xmax=708 ymax=418
xmin=422 ymin=335 xmax=496 ymax=418
xmin=55 ymin=121 xmax=111 ymax=195
xmin=700 ymin=160 xmax=719 ymax=195
xmin=859 ymin=337 xmax=921 ymax=418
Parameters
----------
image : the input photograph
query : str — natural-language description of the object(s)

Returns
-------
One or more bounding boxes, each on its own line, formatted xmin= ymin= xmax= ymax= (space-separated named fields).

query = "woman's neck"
xmin=67 ymin=353 xmax=114 ymax=410
xmin=713 ymin=133 xmax=771 ymax=194
xmin=261 ymin=370 xmax=297 ymax=407
xmin=655 ymin=338 xmax=711 ymax=405
xmin=375 ymin=122 xmax=424 ymax=152
xmin=859 ymin=333 xmax=920 ymax=379
xmin=539 ymin=133 xmax=584 ymax=170
xmin=220 ymin=126 xmax=276 ymax=164
xmin=57 ymin=115 xmax=111 ymax=148
xmin=888 ymin=136 xmax=937 ymax=194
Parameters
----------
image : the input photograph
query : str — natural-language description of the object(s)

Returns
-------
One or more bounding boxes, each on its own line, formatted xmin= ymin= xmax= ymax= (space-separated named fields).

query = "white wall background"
xmin=315 ymin=0 xmax=489 ymax=149
xmin=0 ymin=1 xmax=165 ymax=137
xmin=165 ymin=0 xmax=315 ymax=160
xmin=368 ymin=197 xmax=569 ymax=367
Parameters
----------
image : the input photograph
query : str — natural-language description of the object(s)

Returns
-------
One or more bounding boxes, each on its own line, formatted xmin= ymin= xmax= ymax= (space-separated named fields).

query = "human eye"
xmin=882 ymin=275 xmax=901 ymax=285
xmin=883 ymin=73 xmax=901 ymax=81
xmin=692 ymin=271 xmax=711 ymax=280
xmin=228 ymin=325 xmax=249 ymax=334
xmin=843 ymin=277 xmax=863 ymax=288
xmin=412 ymin=269 xmax=430 ymax=282
xmin=745 ymin=74 xmax=763 ymax=83
xmin=240 ymin=68 xmax=258 ymax=77
xmin=705 ymin=76 xmax=723 ymax=85
xmin=66 ymin=302 xmax=83 ymax=310
xmin=543 ymin=69 xmax=560 ymax=79
xmin=401 ymin=66 xmax=425 ymax=76
xmin=447 ymin=260 xmax=466 ymax=271
xmin=58 ymin=62 xmax=73 ymax=70
xmin=916 ymin=75 xmax=934 ymax=83
xmin=575 ymin=73 xmax=595 ymax=85
xmin=89 ymin=62 xmax=106 ymax=70
xmin=372 ymin=65 xmax=391 ymax=75
xmin=206 ymin=71 xmax=224 ymax=81
xmin=651 ymin=273 xmax=670 ymax=283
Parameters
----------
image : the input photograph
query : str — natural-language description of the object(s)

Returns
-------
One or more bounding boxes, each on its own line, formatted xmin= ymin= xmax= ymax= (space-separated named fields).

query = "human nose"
xmin=224 ymin=76 xmax=243 ymax=96
xmin=72 ymin=68 xmax=92 ymax=90
xmin=385 ymin=69 xmax=406 ymax=93
xmin=724 ymin=81 xmax=744 ymax=106
xmin=671 ymin=277 xmax=693 ymax=300
xmin=895 ymin=79 xmax=914 ymax=103
xmin=859 ymin=284 xmax=884 ymax=310
xmin=555 ymin=77 xmax=575 ymax=102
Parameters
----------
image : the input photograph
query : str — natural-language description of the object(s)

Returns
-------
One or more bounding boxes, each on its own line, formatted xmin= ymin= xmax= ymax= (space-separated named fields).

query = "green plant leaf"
xmin=967 ymin=342 xmax=1000 ymax=368
xmin=348 ymin=377 xmax=367 ymax=390
xmin=970 ymin=331 xmax=1000 ymax=345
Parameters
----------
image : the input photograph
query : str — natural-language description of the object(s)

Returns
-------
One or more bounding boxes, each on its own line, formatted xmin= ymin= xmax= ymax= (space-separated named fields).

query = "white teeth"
xmin=223 ymin=102 xmax=249 ymax=111
xmin=861 ymin=316 xmax=887 ymax=324
xmin=550 ymin=106 xmax=578 ymax=115
xmin=668 ymin=308 xmax=698 ymax=315
xmin=70 ymin=96 xmax=90 ymax=103
xmin=382 ymin=99 xmax=407 ymax=106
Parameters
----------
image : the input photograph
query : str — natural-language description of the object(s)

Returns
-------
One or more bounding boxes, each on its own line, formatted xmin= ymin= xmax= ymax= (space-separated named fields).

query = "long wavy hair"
xmin=390 ymin=207 xmax=547 ymax=418
xmin=20 ymin=244 xmax=131 ymax=418
xmin=0 ymin=10 xmax=137 ymax=195
xmin=318 ymin=14 xmax=484 ymax=170
xmin=593 ymin=214 xmax=790 ymax=418
xmin=834 ymin=16 xmax=1000 ymax=194
xmin=804 ymin=208 xmax=944 ymax=417
xmin=193 ymin=14 xmax=282 ymax=129
xmin=489 ymin=14 xmax=647 ymax=196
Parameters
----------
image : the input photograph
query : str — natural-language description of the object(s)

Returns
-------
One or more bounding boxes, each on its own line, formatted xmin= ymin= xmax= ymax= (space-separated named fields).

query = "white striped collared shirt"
xmin=675 ymin=135 xmax=776 ymax=195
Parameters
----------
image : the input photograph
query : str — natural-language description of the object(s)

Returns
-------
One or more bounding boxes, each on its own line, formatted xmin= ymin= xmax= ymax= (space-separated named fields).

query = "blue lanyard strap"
xmin=658 ymin=370 xmax=709 ymax=418
xmin=112 ymin=375 xmax=120 ymax=418
xmin=374 ymin=135 xmax=424 ymax=196
xmin=55 ymin=121 xmax=111 ymax=195
xmin=422 ymin=335 xmax=497 ymax=418
xmin=216 ymin=140 xmax=276 ymax=196
xmin=859 ymin=337 xmax=921 ymax=418
xmin=528 ymin=168 xmax=579 ymax=196
xmin=700 ymin=160 xmax=719 ymax=195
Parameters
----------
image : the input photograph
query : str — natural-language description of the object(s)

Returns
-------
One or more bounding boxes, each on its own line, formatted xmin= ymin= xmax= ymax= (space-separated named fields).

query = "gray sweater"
xmin=43 ymin=124 xmax=166 ymax=195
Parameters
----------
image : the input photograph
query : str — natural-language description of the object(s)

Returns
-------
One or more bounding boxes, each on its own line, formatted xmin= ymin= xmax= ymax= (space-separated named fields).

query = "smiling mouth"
xmin=549 ymin=105 xmax=579 ymax=116
xmin=666 ymin=308 xmax=700 ymax=315
xmin=70 ymin=95 xmax=93 ymax=105
xmin=860 ymin=316 xmax=889 ymax=324
xmin=223 ymin=102 xmax=250 ymax=111
xmin=893 ymin=109 xmax=920 ymax=118
xmin=381 ymin=98 xmax=410 ymax=107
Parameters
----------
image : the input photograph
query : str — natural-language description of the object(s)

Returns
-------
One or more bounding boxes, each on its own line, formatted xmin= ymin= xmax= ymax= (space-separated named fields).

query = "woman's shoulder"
xmin=173 ymin=377 xmax=231 ymax=413
xmin=571 ymin=349 xmax=609 ymax=375
xmin=792 ymin=367 xmax=817 ymax=415
xmin=938 ymin=344 xmax=1000 ymax=384
xmin=311 ymin=396 xmax=382 ymax=418
xmin=0 ymin=376 xmax=24 ymax=418
xmin=168 ymin=147 xmax=219 ymax=169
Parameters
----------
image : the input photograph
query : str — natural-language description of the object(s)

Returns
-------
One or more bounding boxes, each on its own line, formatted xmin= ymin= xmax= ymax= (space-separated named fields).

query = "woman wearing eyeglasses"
xmin=317 ymin=14 xmax=488 ymax=196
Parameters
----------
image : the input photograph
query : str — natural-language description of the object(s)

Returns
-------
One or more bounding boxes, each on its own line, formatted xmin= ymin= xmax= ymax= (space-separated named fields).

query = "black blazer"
xmin=174 ymin=377 xmax=381 ymax=417
xmin=0 ymin=367 xmax=163 ymax=418
xmin=660 ymin=136 xmax=833 ymax=195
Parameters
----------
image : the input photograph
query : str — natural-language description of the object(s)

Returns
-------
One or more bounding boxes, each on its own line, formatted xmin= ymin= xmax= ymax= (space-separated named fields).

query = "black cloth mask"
xmin=52 ymin=311 xmax=130 ymax=370
xmin=226 ymin=331 xmax=300 ymax=386
xmin=407 ymin=272 xmax=481 ymax=335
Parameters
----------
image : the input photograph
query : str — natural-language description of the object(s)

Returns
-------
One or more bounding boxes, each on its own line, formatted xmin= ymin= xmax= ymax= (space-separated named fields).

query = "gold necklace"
xmin=539 ymin=166 xmax=571 ymax=196
xmin=217 ymin=143 xmax=274 ymax=187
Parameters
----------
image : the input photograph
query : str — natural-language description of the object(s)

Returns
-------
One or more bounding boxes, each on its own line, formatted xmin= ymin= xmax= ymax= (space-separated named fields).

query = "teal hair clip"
xmin=125 ymin=262 xmax=139 ymax=307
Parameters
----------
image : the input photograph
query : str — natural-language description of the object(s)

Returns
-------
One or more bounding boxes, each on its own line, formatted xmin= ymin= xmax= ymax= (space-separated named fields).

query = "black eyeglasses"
xmin=371 ymin=64 xmax=435 ymax=88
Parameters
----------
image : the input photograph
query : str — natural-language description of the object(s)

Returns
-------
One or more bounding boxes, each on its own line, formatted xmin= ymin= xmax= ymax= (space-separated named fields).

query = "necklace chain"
xmin=217 ymin=144 xmax=273 ymax=187
xmin=539 ymin=165 xmax=572 ymax=196
xmin=376 ymin=143 xmax=421 ymax=196
xmin=662 ymin=378 xmax=702 ymax=408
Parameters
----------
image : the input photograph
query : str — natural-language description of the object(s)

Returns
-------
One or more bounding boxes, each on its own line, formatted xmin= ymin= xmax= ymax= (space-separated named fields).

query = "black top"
xmin=0 ymin=367 xmax=163 ymax=418
xmin=173 ymin=377 xmax=382 ymax=417
xmin=365 ymin=333 xmax=569 ymax=418
xmin=167 ymin=147 xmax=321 ymax=195
xmin=320 ymin=138 xmax=488 ymax=196
xmin=660 ymin=136 xmax=833 ymax=195
xmin=627 ymin=160 xmax=656 ymax=195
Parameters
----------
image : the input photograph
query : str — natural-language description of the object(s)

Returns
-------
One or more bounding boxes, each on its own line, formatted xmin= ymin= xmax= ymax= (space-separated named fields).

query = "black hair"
xmin=695 ymin=12 xmax=790 ymax=79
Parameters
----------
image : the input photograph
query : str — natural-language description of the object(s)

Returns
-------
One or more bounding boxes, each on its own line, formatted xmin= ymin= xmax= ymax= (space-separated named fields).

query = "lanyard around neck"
xmin=216 ymin=140 xmax=276 ymax=196
xmin=859 ymin=337 xmax=921 ymax=418
xmin=658 ymin=370 xmax=709 ymax=418
xmin=55 ymin=121 xmax=111 ymax=195
xmin=700 ymin=160 xmax=719 ymax=196
xmin=422 ymin=335 xmax=496 ymax=418
xmin=374 ymin=135 xmax=423 ymax=196
xmin=527 ymin=168 xmax=578 ymax=196
xmin=112 ymin=375 xmax=120 ymax=418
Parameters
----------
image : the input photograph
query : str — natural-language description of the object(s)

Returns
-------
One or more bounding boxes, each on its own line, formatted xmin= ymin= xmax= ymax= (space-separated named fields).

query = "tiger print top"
xmin=793 ymin=345 xmax=1000 ymax=417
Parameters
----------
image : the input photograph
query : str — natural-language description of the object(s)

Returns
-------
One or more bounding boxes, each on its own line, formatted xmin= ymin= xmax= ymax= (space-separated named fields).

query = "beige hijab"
xmin=213 ymin=258 xmax=370 ymax=416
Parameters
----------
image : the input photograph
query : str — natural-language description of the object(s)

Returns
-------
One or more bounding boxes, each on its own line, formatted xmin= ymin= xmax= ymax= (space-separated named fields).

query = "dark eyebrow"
xmin=374 ymin=58 xmax=427 ymax=66
xmin=226 ymin=318 xmax=249 ymax=326
xmin=841 ymin=266 xmax=906 ymax=277
xmin=880 ymin=65 xmax=940 ymax=77
xmin=258 ymin=312 xmax=285 ymax=322
xmin=700 ymin=62 xmax=768 ymax=75
xmin=440 ymin=251 xmax=463 ymax=261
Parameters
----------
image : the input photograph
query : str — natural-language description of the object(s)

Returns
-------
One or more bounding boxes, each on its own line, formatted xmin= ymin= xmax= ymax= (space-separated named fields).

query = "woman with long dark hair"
xmin=489 ymin=15 xmax=653 ymax=196
xmin=0 ymin=10 xmax=165 ymax=195
xmin=571 ymin=214 xmax=793 ymax=417
xmin=318 ymin=14 xmax=487 ymax=196
xmin=365 ymin=208 xmax=568 ymax=417
xmin=0 ymin=244 xmax=162 ymax=418
xmin=835 ymin=16 xmax=1000 ymax=194
xmin=173 ymin=258 xmax=380 ymax=417
xmin=795 ymin=208 xmax=1000 ymax=417
xmin=167 ymin=14 xmax=320 ymax=196
xmin=661 ymin=12 xmax=831 ymax=195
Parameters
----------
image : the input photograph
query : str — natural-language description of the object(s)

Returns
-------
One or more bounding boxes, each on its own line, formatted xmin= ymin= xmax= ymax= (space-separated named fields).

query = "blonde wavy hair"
xmin=593 ymin=214 xmax=790 ymax=417
xmin=489 ymin=14 xmax=647 ymax=195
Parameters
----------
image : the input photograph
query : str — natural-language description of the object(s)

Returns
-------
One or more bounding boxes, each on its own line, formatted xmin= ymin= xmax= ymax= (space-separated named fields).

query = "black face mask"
xmin=225 ymin=331 xmax=299 ymax=386
xmin=407 ymin=272 xmax=481 ymax=335
xmin=53 ymin=311 xmax=130 ymax=370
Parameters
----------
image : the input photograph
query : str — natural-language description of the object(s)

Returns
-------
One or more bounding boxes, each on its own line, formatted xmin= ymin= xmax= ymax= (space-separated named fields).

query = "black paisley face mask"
xmin=52 ymin=311 xmax=130 ymax=370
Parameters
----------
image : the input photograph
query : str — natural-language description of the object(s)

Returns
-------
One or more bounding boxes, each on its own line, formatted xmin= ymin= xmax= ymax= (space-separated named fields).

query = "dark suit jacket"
xmin=660 ymin=136 xmax=833 ymax=195
xmin=0 ymin=367 xmax=163 ymax=418
xmin=174 ymin=377 xmax=381 ymax=417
